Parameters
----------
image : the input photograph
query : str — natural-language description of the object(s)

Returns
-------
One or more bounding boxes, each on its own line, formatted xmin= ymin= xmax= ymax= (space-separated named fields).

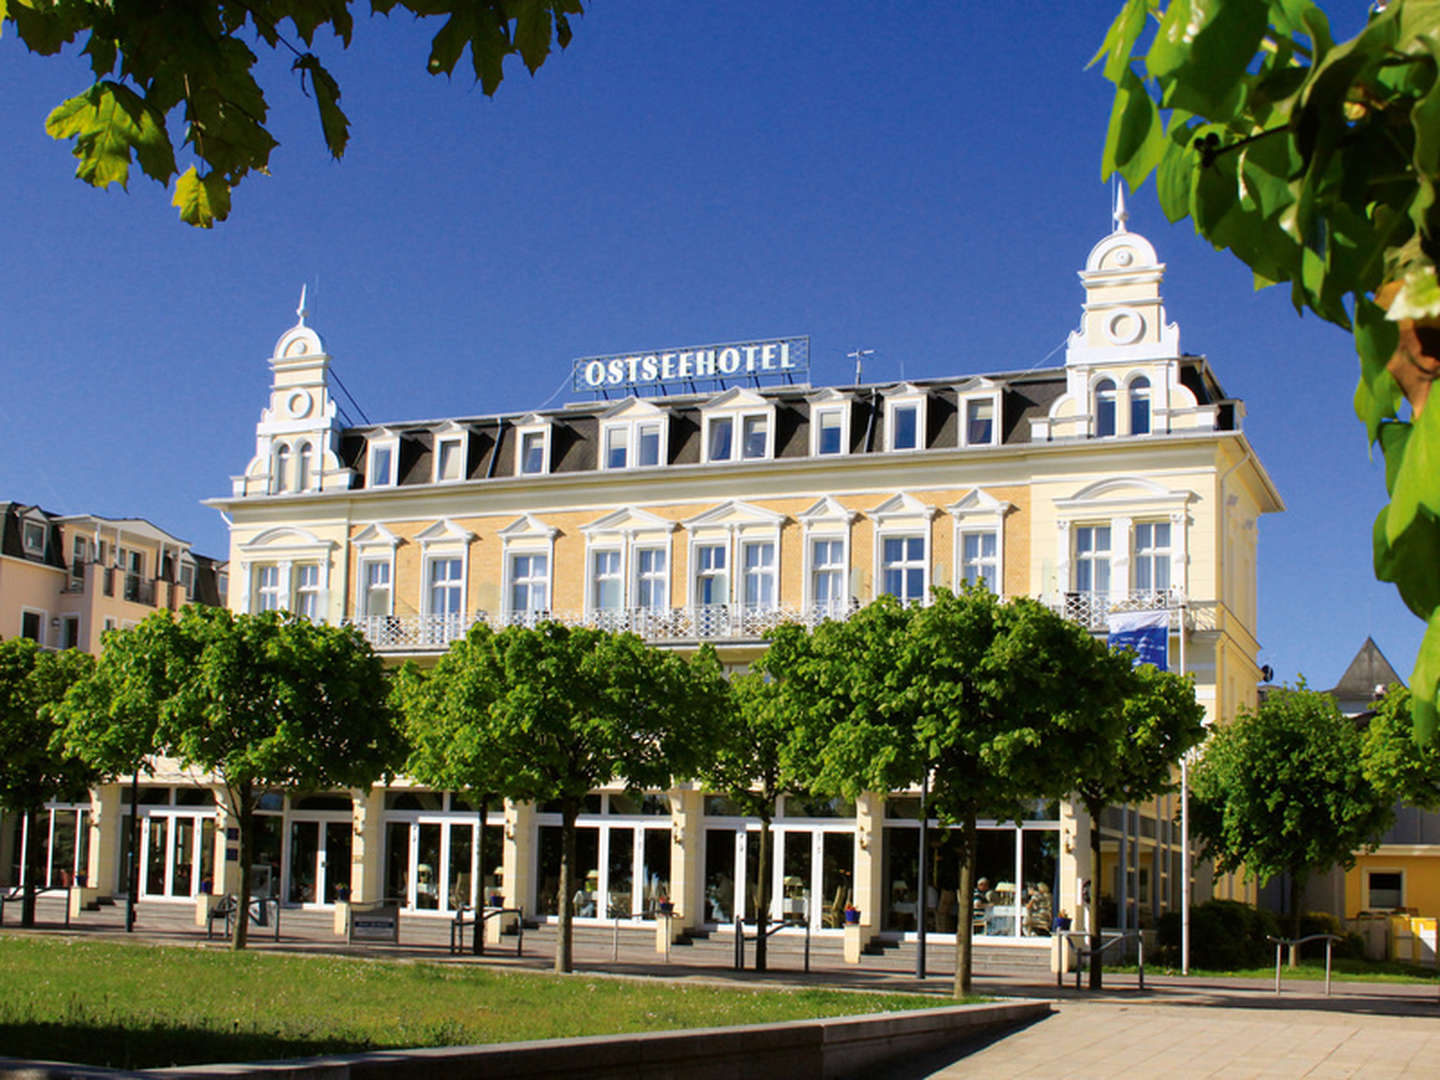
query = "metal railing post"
xmin=734 ymin=915 xmax=744 ymax=971
xmin=1137 ymin=932 xmax=1144 ymax=991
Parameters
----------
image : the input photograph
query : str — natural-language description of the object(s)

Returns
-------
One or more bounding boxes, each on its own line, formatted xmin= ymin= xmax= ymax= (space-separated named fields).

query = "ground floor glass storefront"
xmin=4 ymin=802 xmax=92 ymax=889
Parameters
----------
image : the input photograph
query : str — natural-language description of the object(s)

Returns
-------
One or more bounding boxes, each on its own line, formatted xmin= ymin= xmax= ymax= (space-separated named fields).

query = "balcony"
xmin=343 ymin=602 xmax=862 ymax=652
xmin=1042 ymin=589 xmax=1184 ymax=632
xmin=100 ymin=569 xmax=157 ymax=606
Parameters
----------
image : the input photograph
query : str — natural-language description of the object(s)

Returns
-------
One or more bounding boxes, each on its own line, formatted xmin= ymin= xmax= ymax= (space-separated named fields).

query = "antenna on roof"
xmin=846 ymin=348 xmax=874 ymax=384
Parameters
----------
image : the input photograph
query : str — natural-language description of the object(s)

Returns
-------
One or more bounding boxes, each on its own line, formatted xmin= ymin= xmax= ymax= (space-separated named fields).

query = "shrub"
xmin=1298 ymin=911 xmax=1363 ymax=960
xmin=1156 ymin=900 xmax=1277 ymax=969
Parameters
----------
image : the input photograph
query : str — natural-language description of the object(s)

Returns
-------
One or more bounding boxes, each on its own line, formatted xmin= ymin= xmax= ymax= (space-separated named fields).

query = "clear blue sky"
xmin=0 ymin=3 xmax=1412 ymax=689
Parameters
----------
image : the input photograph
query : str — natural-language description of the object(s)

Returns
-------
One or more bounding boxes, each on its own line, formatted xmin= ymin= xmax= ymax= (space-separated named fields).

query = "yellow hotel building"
xmin=31 ymin=208 xmax=1283 ymax=961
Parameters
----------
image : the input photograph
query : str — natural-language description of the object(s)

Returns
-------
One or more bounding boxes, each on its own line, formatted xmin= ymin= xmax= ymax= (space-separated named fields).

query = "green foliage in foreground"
xmin=1096 ymin=0 xmax=1440 ymax=740
xmin=0 ymin=938 xmax=960 ymax=1070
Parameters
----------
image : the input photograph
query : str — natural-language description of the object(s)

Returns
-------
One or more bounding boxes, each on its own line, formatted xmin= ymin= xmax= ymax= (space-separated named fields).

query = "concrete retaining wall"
xmin=1 ymin=1000 xmax=1049 ymax=1080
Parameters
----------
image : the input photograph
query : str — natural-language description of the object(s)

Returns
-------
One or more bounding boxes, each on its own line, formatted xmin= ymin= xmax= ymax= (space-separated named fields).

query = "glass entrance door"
xmin=139 ymin=813 xmax=213 ymax=899
xmin=287 ymin=818 xmax=354 ymax=905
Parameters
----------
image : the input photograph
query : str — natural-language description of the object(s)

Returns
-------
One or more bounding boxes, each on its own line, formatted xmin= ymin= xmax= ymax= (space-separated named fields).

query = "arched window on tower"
xmin=1129 ymin=376 xmax=1151 ymax=435
xmin=271 ymin=444 xmax=291 ymax=494
xmin=1094 ymin=380 xmax=1117 ymax=438
xmin=296 ymin=441 xmax=314 ymax=491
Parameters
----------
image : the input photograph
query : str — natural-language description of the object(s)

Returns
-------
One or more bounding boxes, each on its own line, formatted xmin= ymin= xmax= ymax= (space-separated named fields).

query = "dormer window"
xmin=962 ymin=394 xmax=998 ymax=447
xmin=815 ymin=409 xmax=845 ymax=455
xmin=884 ymin=386 xmax=928 ymax=452
xmin=511 ymin=415 xmax=552 ymax=477
xmin=22 ymin=520 xmax=45 ymax=555
xmin=597 ymin=399 xmax=669 ymax=472
xmin=700 ymin=388 xmax=775 ymax=464
xmin=368 ymin=440 xmax=396 ymax=488
xmin=432 ymin=424 xmax=468 ymax=484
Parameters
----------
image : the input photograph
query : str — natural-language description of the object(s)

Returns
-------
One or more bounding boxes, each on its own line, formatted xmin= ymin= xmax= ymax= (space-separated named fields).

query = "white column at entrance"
xmin=853 ymin=793 xmax=882 ymax=948
xmin=351 ymin=787 xmax=385 ymax=903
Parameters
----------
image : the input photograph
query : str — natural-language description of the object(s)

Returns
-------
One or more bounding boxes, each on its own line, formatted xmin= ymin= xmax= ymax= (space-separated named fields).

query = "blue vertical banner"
xmin=1107 ymin=610 xmax=1169 ymax=670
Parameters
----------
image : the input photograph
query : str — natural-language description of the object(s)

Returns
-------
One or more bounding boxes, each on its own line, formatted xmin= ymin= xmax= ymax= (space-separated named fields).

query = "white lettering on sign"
xmin=573 ymin=338 xmax=808 ymax=392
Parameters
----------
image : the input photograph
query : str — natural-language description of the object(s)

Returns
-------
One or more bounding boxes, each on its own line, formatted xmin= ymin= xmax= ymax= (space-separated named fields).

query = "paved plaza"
xmin=4 ymin=895 xmax=1440 ymax=1078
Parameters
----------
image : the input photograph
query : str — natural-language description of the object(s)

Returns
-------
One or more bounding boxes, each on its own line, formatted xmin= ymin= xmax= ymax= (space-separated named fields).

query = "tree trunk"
xmin=953 ymin=812 xmax=977 ymax=998
xmin=126 ymin=769 xmax=140 ymax=932
xmin=754 ymin=815 xmax=771 ymax=972
xmin=473 ymin=795 xmax=487 ymax=955
xmin=1088 ymin=805 xmax=1103 ymax=990
xmin=556 ymin=800 xmax=577 ymax=974
xmin=21 ymin=805 xmax=41 ymax=928
xmin=232 ymin=781 xmax=253 ymax=951
xmin=1288 ymin=872 xmax=1304 ymax=967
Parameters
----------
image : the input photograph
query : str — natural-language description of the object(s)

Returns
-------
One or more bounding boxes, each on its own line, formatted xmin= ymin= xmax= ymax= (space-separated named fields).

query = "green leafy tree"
xmin=0 ymin=638 xmax=95 ymax=927
xmin=1096 ymin=0 xmax=1440 ymax=740
xmin=9 ymin=0 xmax=582 ymax=226
xmin=1190 ymin=684 xmax=1395 ymax=937
xmin=63 ymin=608 xmax=402 ymax=948
xmin=1066 ymin=660 xmax=1206 ymax=988
xmin=693 ymin=663 xmax=804 ymax=973
xmin=393 ymin=652 xmax=509 ymax=953
xmin=769 ymin=588 xmax=1132 ymax=997
xmin=1362 ymin=684 xmax=1440 ymax=809
xmin=405 ymin=621 xmax=727 ymax=974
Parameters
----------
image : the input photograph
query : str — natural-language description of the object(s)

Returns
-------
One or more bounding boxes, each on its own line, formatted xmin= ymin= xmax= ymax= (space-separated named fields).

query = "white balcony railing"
xmin=343 ymin=592 xmax=1188 ymax=652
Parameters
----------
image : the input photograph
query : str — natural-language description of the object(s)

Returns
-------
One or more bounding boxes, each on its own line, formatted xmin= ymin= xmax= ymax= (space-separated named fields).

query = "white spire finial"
xmin=296 ymin=284 xmax=309 ymax=326
xmin=1113 ymin=184 xmax=1129 ymax=233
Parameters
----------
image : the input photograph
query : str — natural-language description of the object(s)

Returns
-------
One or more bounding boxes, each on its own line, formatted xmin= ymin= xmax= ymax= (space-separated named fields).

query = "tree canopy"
xmin=62 ymin=608 xmax=402 ymax=948
xmin=0 ymin=637 xmax=96 ymax=926
xmin=9 ymin=0 xmax=583 ymax=226
xmin=1190 ymin=684 xmax=1395 ymax=932
xmin=1096 ymin=0 xmax=1440 ymax=740
xmin=396 ymin=621 xmax=729 ymax=973
xmin=767 ymin=588 xmax=1134 ymax=997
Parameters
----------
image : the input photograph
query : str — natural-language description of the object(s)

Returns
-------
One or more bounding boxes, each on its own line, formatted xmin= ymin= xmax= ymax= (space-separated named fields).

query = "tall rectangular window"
xmin=816 ymin=410 xmax=843 ymax=455
xmin=253 ymin=565 xmax=282 ymax=612
xmin=961 ymin=531 xmax=998 ymax=591
xmin=811 ymin=539 xmax=845 ymax=612
xmin=892 ymin=405 xmax=919 ymax=450
xmin=965 ymin=398 xmax=995 ymax=445
xmin=20 ymin=611 xmax=43 ymax=643
xmin=427 ymin=558 xmax=463 ymax=617
xmin=436 ymin=438 xmax=463 ymax=481
xmin=604 ymin=427 xmax=628 ymax=470
xmin=22 ymin=521 xmax=45 ymax=554
xmin=1133 ymin=522 xmax=1171 ymax=593
xmin=369 ymin=445 xmax=394 ymax=487
xmin=881 ymin=536 xmax=926 ymax=603
xmin=294 ymin=563 xmax=322 ymax=620
xmin=61 ymin=616 xmax=80 ymax=650
xmin=520 ymin=432 xmax=546 ymax=475
xmin=707 ymin=417 xmax=733 ymax=462
xmin=636 ymin=548 xmax=667 ymax=609
xmin=636 ymin=422 xmax=662 ymax=467
xmin=694 ymin=544 xmax=728 ymax=606
xmin=741 ymin=541 xmax=776 ymax=609
xmin=1074 ymin=526 xmax=1111 ymax=595
xmin=591 ymin=550 xmax=622 ymax=611
xmin=361 ymin=561 xmax=391 ymax=616
xmin=510 ymin=554 xmax=549 ymax=613
xmin=741 ymin=415 xmax=768 ymax=460
xmin=70 ymin=537 xmax=88 ymax=583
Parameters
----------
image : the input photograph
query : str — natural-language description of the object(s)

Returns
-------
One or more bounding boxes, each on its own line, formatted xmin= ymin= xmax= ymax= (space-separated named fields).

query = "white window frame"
xmin=358 ymin=558 xmax=393 ymax=617
xmin=699 ymin=389 xmax=776 ymax=464
xmin=869 ymin=493 xmax=937 ymax=603
xmin=739 ymin=538 xmax=778 ymax=611
xmin=514 ymin=420 xmax=551 ymax=477
xmin=807 ymin=390 xmax=852 ymax=457
xmin=1093 ymin=378 xmax=1118 ymax=438
xmin=237 ymin=526 xmax=337 ymax=619
xmin=251 ymin=564 xmax=284 ymax=612
xmin=878 ymin=534 xmax=928 ymax=604
xmin=293 ymin=562 xmax=323 ymax=620
xmin=634 ymin=544 xmax=669 ymax=611
xmin=367 ymin=430 xmax=400 ymax=488
xmin=22 ymin=518 xmax=46 ymax=556
xmin=350 ymin=523 xmax=401 ymax=620
xmin=884 ymin=384 xmax=928 ymax=453
xmin=683 ymin=501 xmax=787 ymax=610
xmin=948 ymin=489 xmax=1013 ymax=598
xmin=1364 ymin=868 xmax=1405 ymax=910
xmin=798 ymin=496 xmax=857 ymax=615
xmin=1053 ymin=478 xmax=1193 ymax=607
xmin=958 ymin=531 xmax=999 ymax=592
xmin=692 ymin=541 xmax=729 ymax=607
xmin=580 ymin=507 xmax=677 ymax=621
xmin=1072 ymin=524 xmax=1112 ymax=596
xmin=959 ymin=391 xmax=1000 ymax=448
xmin=1126 ymin=374 xmax=1152 ymax=436
xmin=499 ymin=514 xmax=558 ymax=622
xmin=431 ymin=423 xmax=469 ymax=485
xmin=589 ymin=547 xmax=624 ymax=615
xmin=294 ymin=440 xmax=316 ymax=492
xmin=1132 ymin=519 xmax=1173 ymax=595
xmin=270 ymin=442 xmax=291 ymax=494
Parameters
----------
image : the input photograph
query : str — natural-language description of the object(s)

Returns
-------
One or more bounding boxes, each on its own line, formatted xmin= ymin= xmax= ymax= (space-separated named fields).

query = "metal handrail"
xmin=1266 ymin=933 xmax=1343 ymax=996
xmin=1057 ymin=929 xmax=1146 ymax=991
xmin=0 ymin=886 xmax=73 ymax=928
xmin=610 ymin=910 xmax=649 ymax=961
xmin=450 ymin=903 xmax=524 ymax=956
xmin=732 ymin=911 xmax=813 ymax=973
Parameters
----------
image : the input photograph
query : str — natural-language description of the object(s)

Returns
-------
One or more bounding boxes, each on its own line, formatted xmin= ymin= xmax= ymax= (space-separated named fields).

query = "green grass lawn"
xmin=0 ymin=938 xmax=965 ymax=1070
xmin=1109 ymin=957 xmax=1440 ymax=984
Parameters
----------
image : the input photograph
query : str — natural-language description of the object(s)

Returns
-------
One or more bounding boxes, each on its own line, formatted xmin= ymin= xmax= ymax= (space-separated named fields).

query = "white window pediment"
xmin=869 ymin=492 xmax=939 ymax=528
xmin=700 ymin=389 xmax=776 ymax=463
xmin=498 ymin=513 xmax=560 ymax=543
xmin=598 ymin=397 xmax=668 ymax=422
xmin=702 ymin=387 xmax=768 ymax=411
xmin=947 ymin=489 xmax=1015 ymax=521
xmin=582 ymin=506 xmax=677 ymax=538
xmin=797 ymin=496 xmax=859 ymax=528
xmin=415 ymin=518 xmax=475 ymax=552
xmin=431 ymin=421 xmax=470 ymax=484
xmin=683 ymin=500 xmax=787 ymax=533
xmin=240 ymin=526 xmax=336 ymax=561
xmin=352 ymin=523 xmax=402 ymax=551
xmin=1055 ymin=476 xmax=1191 ymax=515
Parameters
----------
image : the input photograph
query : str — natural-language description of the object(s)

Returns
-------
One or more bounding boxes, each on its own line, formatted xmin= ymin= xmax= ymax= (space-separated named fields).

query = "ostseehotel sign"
xmin=573 ymin=336 xmax=810 ymax=392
